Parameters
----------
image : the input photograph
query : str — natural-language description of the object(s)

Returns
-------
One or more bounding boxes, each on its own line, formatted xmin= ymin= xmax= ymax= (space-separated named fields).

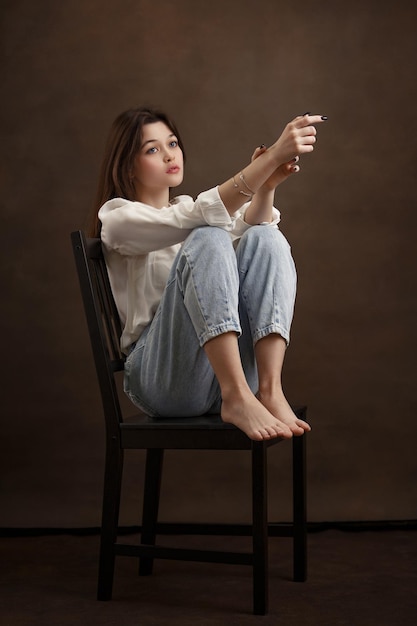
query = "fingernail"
xmin=303 ymin=111 xmax=311 ymax=116
xmin=260 ymin=143 xmax=266 ymax=148
xmin=321 ymin=115 xmax=328 ymax=120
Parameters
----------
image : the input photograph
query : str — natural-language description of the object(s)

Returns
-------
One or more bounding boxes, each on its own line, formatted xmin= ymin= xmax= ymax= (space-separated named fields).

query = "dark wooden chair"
xmin=71 ymin=229 xmax=308 ymax=615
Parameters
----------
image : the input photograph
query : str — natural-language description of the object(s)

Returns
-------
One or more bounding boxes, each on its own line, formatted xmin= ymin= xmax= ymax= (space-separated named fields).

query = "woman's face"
xmin=131 ymin=121 xmax=184 ymax=202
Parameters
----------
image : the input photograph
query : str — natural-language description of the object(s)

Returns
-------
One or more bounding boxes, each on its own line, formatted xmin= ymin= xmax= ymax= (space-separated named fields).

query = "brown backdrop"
xmin=1 ymin=0 xmax=416 ymax=528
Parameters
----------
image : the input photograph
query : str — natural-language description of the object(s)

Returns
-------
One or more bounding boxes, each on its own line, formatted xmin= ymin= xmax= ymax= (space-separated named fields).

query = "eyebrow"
xmin=141 ymin=133 xmax=176 ymax=149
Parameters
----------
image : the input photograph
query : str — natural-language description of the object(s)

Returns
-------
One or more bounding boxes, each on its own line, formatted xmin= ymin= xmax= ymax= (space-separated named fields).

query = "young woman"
xmin=89 ymin=107 xmax=327 ymax=441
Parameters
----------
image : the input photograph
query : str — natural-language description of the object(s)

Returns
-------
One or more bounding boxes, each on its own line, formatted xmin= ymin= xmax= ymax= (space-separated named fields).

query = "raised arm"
xmin=242 ymin=147 xmax=301 ymax=225
xmin=218 ymin=114 xmax=327 ymax=220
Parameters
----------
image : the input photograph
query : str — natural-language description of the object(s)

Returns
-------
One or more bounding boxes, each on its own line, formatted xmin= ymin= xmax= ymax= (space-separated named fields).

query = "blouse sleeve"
xmin=99 ymin=186 xmax=281 ymax=255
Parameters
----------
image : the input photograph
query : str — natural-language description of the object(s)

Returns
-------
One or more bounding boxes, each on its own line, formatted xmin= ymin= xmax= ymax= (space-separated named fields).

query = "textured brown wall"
xmin=1 ymin=0 xmax=416 ymax=527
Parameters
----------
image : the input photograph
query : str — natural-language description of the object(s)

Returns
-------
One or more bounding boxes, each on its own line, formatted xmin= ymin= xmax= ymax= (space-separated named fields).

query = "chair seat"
xmin=120 ymin=410 xmax=305 ymax=450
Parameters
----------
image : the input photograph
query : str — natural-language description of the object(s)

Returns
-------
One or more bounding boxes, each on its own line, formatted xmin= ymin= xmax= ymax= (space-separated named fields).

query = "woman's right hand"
xmin=269 ymin=114 xmax=327 ymax=165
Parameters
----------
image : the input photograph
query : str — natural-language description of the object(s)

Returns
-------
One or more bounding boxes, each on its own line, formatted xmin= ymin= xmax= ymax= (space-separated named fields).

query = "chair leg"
xmin=97 ymin=442 xmax=124 ymax=600
xmin=292 ymin=431 xmax=307 ymax=582
xmin=252 ymin=441 xmax=268 ymax=616
xmin=139 ymin=448 xmax=164 ymax=576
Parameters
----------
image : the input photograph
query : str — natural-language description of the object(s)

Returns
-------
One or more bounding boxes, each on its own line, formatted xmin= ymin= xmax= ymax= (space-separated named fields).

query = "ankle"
xmin=221 ymin=382 xmax=253 ymax=404
xmin=257 ymin=381 xmax=283 ymax=398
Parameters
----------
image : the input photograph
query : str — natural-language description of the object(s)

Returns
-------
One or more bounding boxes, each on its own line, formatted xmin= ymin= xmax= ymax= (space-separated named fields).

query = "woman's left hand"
xmin=251 ymin=145 xmax=300 ymax=191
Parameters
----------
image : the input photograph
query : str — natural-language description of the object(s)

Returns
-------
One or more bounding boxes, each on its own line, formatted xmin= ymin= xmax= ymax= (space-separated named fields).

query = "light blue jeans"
xmin=124 ymin=225 xmax=297 ymax=417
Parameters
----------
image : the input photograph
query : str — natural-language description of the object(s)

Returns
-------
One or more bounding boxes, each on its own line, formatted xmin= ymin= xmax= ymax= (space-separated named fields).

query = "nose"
xmin=164 ymin=148 xmax=175 ymax=162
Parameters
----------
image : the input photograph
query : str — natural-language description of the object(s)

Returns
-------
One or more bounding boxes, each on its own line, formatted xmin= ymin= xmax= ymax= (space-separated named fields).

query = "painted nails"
xmin=302 ymin=112 xmax=328 ymax=120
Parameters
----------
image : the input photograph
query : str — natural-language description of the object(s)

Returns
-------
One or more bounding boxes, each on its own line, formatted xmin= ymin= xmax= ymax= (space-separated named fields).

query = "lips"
xmin=167 ymin=166 xmax=180 ymax=174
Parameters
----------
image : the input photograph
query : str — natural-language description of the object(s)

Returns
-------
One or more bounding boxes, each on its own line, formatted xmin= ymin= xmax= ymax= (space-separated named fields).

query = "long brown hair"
xmin=88 ymin=107 xmax=185 ymax=237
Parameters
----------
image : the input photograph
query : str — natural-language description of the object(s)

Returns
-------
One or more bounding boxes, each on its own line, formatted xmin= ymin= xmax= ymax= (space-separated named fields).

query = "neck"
xmin=134 ymin=187 xmax=170 ymax=209
xmin=137 ymin=192 xmax=170 ymax=208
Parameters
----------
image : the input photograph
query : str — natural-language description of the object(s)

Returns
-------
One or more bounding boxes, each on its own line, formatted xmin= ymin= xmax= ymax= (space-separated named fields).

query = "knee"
xmin=183 ymin=226 xmax=234 ymax=259
xmin=240 ymin=225 xmax=291 ymax=255
xmin=188 ymin=226 xmax=232 ymax=248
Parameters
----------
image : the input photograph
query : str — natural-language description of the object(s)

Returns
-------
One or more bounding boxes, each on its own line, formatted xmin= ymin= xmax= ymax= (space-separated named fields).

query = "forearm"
xmin=218 ymin=149 xmax=280 ymax=216
xmin=244 ymin=187 xmax=275 ymax=225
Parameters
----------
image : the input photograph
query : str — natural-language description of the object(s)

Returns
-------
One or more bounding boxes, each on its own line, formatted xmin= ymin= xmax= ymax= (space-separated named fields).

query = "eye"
xmin=169 ymin=139 xmax=178 ymax=148
xmin=146 ymin=146 xmax=158 ymax=154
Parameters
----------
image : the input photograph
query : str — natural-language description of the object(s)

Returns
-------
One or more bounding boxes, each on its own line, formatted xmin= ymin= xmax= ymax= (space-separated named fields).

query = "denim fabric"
xmin=124 ymin=225 xmax=296 ymax=417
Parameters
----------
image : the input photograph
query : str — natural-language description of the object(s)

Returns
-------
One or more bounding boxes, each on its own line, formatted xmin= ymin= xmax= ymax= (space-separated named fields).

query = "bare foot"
xmin=220 ymin=389 xmax=293 ymax=441
xmin=257 ymin=391 xmax=311 ymax=436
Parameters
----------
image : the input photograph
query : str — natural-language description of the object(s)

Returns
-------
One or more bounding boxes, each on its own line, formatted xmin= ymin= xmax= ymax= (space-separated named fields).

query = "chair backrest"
xmin=71 ymin=230 xmax=125 ymax=436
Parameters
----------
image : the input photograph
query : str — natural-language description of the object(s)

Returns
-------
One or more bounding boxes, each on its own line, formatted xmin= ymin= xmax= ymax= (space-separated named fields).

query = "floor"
xmin=1 ymin=528 xmax=416 ymax=626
